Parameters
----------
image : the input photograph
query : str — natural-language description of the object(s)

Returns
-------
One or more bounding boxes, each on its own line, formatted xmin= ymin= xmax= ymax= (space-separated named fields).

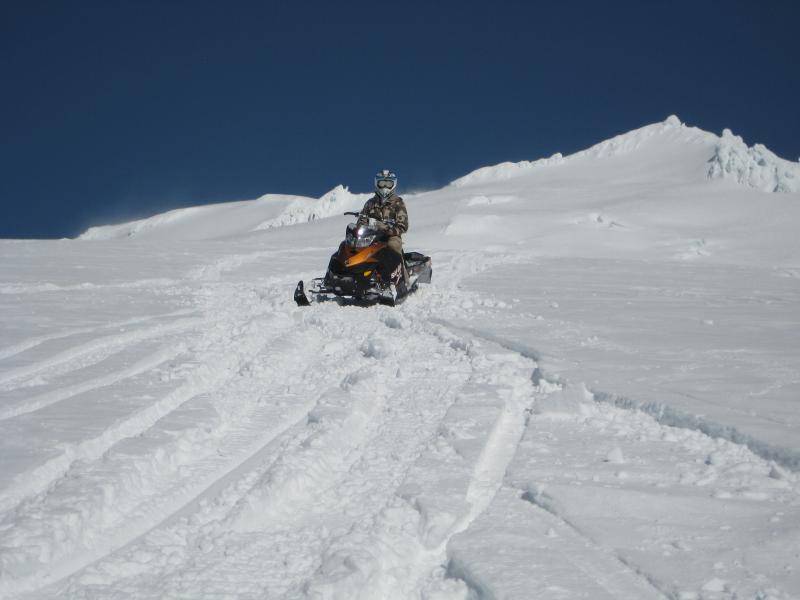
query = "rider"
xmin=357 ymin=169 xmax=409 ymax=287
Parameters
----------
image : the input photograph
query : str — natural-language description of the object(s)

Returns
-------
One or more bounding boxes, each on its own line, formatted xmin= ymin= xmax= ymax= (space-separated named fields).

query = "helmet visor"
xmin=376 ymin=179 xmax=395 ymax=189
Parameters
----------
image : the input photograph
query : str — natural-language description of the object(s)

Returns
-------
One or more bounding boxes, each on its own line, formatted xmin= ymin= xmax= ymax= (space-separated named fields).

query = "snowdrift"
xmin=708 ymin=128 xmax=800 ymax=192
xmin=79 ymin=186 xmax=369 ymax=241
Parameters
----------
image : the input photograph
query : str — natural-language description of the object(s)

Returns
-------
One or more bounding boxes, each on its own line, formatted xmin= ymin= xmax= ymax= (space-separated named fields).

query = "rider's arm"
xmin=388 ymin=198 xmax=408 ymax=237
xmin=356 ymin=199 xmax=374 ymax=227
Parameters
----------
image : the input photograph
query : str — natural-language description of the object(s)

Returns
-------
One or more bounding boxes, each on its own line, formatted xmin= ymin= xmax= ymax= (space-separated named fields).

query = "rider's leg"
xmin=386 ymin=236 xmax=409 ymax=285
xmin=386 ymin=236 xmax=403 ymax=256
xmin=378 ymin=248 xmax=402 ymax=284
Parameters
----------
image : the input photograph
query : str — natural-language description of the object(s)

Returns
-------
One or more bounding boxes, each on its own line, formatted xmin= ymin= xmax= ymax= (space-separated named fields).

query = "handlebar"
xmin=343 ymin=212 xmax=395 ymax=227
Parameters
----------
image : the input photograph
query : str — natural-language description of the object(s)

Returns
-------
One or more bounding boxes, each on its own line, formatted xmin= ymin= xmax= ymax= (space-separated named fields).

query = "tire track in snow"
xmin=298 ymin=313 xmax=666 ymax=600
xmin=515 ymin=485 xmax=670 ymax=599
xmin=0 ymin=343 xmax=186 ymax=421
xmin=9 ymin=246 xmax=774 ymax=599
xmin=592 ymin=390 xmax=800 ymax=471
xmin=32 ymin=302 xmax=475 ymax=600
xmin=0 ymin=309 xmax=196 ymax=363
xmin=0 ymin=277 xmax=180 ymax=295
xmin=446 ymin=485 xmax=668 ymax=600
xmin=0 ymin=279 xmax=283 ymax=515
xmin=0 ymin=284 xmax=303 ymax=596
xmin=2 ymin=380 xmax=313 ymax=598
xmin=427 ymin=321 xmax=797 ymax=599
xmin=0 ymin=317 xmax=202 ymax=391
xmin=155 ymin=309 xmax=472 ymax=600
xmin=299 ymin=323 xmax=544 ymax=600
xmin=434 ymin=319 xmax=800 ymax=471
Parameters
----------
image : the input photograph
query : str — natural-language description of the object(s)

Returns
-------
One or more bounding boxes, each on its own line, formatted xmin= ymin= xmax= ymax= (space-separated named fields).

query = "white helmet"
xmin=374 ymin=169 xmax=397 ymax=200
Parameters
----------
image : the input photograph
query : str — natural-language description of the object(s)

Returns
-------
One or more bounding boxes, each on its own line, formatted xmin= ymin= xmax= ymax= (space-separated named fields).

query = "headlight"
xmin=356 ymin=234 xmax=376 ymax=248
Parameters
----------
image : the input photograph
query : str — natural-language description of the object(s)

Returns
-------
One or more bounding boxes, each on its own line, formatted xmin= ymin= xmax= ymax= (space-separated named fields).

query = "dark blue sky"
xmin=1 ymin=0 xmax=798 ymax=238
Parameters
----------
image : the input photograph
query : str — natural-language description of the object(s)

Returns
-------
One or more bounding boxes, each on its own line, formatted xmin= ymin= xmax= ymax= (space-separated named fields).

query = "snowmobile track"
xmin=0 ymin=317 xmax=201 ymax=391
xmin=3 ymin=247 xmax=799 ymax=600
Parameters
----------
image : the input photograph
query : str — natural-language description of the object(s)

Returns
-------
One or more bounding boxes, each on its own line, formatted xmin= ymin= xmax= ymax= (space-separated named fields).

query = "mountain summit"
xmin=80 ymin=117 xmax=800 ymax=242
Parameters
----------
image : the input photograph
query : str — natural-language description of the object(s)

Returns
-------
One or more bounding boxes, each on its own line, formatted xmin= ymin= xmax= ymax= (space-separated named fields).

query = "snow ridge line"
xmin=591 ymin=391 xmax=800 ymax=471
xmin=433 ymin=320 xmax=800 ymax=472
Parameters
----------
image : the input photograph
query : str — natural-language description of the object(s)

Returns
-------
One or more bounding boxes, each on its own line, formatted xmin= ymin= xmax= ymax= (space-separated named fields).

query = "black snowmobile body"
xmin=294 ymin=213 xmax=432 ymax=307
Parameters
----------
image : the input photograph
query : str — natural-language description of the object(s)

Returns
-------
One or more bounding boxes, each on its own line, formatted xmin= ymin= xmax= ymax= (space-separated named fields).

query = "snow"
xmin=449 ymin=115 xmax=712 ymax=188
xmin=253 ymin=185 xmax=371 ymax=230
xmin=1 ymin=116 xmax=800 ymax=599
xmin=78 ymin=186 xmax=369 ymax=241
xmin=708 ymin=129 xmax=800 ymax=193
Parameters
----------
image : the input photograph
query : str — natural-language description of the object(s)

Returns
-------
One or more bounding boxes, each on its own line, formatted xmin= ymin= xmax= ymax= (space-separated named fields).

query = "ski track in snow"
xmin=0 ymin=249 xmax=798 ymax=600
xmin=0 ymin=342 xmax=187 ymax=422
xmin=0 ymin=316 xmax=202 ymax=391
xmin=0 ymin=309 xmax=197 ymax=363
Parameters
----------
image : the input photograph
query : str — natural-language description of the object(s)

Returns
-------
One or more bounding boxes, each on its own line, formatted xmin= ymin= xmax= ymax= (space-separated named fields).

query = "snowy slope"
xmin=79 ymin=186 xmax=370 ymax=241
xmin=1 ymin=116 xmax=799 ymax=600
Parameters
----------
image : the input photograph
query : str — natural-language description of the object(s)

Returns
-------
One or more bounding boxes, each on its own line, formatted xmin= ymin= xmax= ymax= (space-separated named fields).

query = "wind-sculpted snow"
xmin=708 ymin=128 xmax=800 ymax=192
xmin=79 ymin=194 xmax=312 ymax=240
xmin=448 ymin=152 xmax=567 ymax=187
xmin=451 ymin=114 xmax=800 ymax=195
xmin=79 ymin=186 xmax=371 ymax=241
xmin=254 ymin=185 xmax=371 ymax=230
xmin=2 ymin=117 xmax=800 ymax=599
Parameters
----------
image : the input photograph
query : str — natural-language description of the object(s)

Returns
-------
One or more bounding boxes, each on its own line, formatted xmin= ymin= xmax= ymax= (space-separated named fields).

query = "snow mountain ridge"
xmin=1 ymin=114 xmax=799 ymax=599
xmin=79 ymin=115 xmax=800 ymax=241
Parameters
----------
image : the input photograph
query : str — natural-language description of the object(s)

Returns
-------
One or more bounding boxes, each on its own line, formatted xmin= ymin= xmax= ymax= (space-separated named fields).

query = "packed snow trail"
xmin=0 ymin=246 xmax=793 ymax=600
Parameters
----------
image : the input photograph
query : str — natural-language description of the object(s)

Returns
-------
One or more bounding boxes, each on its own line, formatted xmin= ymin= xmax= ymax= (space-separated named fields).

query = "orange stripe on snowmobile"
xmin=342 ymin=242 xmax=387 ymax=267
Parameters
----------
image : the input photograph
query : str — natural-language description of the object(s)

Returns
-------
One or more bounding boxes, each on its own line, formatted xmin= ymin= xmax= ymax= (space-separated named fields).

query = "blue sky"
xmin=1 ymin=0 xmax=798 ymax=238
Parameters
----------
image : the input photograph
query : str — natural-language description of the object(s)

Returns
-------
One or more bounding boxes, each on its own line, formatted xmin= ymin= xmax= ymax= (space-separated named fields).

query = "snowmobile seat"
xmin=403 ymin=252 xmax=432 ymax=285
xmin=403 ymin=251 xmax=428 ymax=267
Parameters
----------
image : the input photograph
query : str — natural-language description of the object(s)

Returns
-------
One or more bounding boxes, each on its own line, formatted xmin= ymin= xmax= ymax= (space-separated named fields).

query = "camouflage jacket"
xmin=356 ymin=194 xmax=408 ymax=237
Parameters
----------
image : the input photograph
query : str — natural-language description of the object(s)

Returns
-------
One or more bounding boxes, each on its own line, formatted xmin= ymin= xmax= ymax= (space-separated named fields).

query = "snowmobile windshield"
xmin=346 ymin=223 xmax=378 ymax=248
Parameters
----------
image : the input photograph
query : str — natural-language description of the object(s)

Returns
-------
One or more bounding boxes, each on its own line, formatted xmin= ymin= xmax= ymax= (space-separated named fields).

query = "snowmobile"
xmin=294 ymin=212 xmax=432 ymax=307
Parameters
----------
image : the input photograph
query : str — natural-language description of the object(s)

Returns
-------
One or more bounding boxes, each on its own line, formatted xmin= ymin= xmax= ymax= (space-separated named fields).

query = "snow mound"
xmin=450 ymin=115 xmax=708 ymax=187
xmin=708 ymin=129 xmax=800 ymax=193
xmin=254 ymin=185 xmax=370 ymax=230
xmin=78 ymin=186 xmax=371 ymax=241
xmin=450 ymin=153 xmax=566 ymax=187
xmin=79 ymin=194 xmax=310 ymax=241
